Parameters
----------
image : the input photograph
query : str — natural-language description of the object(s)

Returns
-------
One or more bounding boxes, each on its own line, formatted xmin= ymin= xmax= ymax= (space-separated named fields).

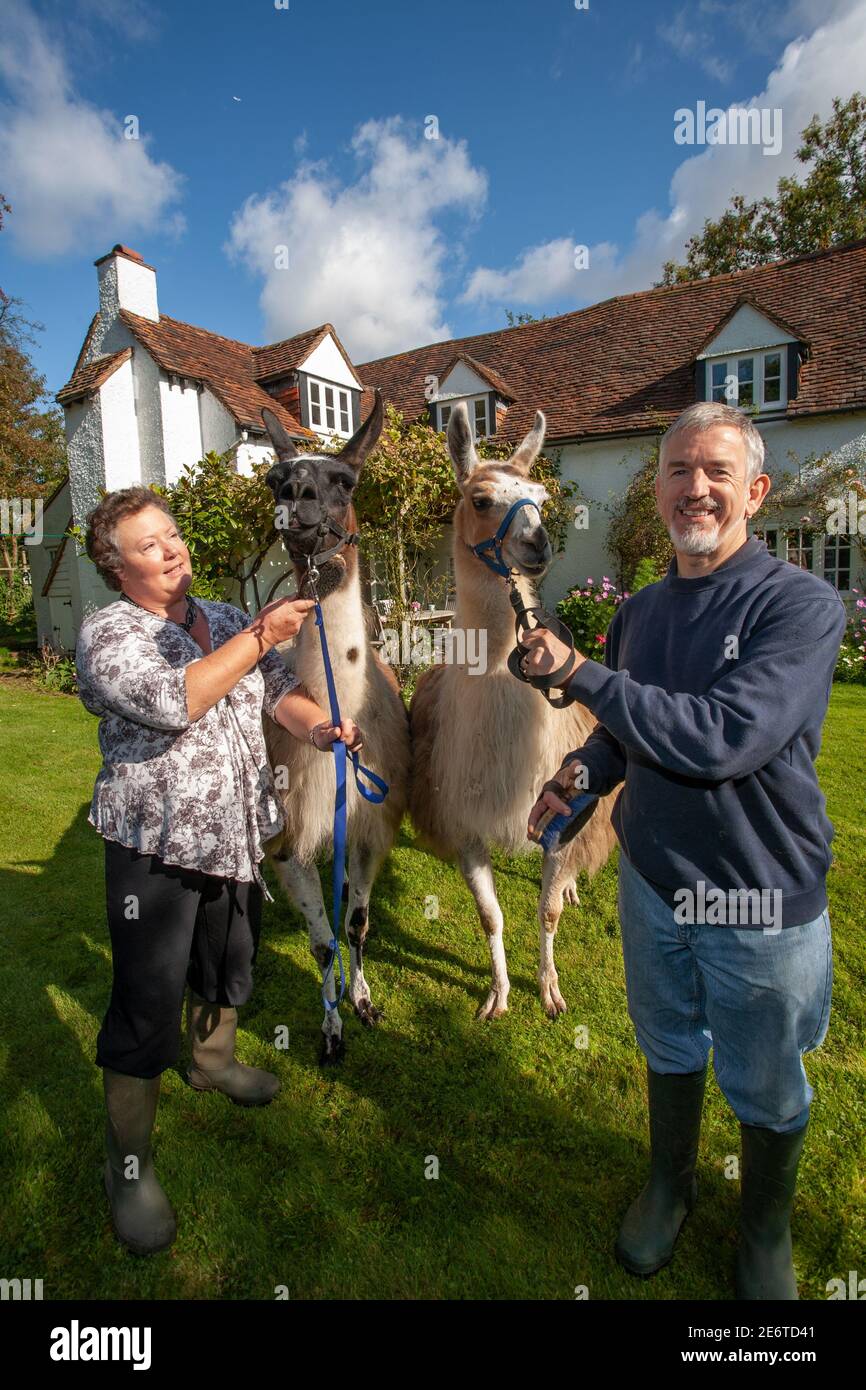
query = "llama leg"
xmin=346 ymin=841 xmax=385 ymax=1028
xmin=538 ymin=848 xmax=575 ymax=1018
xmin=457 ymin=840 xmax=510 ymax=1021
xmin=270 ymin=854 xmax=345 ymax=1064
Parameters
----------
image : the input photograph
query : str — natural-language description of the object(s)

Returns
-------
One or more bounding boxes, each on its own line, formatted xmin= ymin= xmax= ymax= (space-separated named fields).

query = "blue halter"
xmin=470 ymin=497 xmax=543 ymax=577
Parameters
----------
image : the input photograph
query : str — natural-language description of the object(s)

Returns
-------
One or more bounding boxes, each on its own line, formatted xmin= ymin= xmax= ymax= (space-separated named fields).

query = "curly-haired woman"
xmin=75 ymin=486 xmax=363 ymax=1255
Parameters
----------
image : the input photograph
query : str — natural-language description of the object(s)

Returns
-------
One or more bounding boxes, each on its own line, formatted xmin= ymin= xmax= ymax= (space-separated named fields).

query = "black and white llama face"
xmin=261 ymin=392 xmax=384 ymax=585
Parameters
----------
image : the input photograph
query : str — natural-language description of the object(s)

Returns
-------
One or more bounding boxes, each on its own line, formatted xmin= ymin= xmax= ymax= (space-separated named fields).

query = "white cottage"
xmin=33 ymin=237 xmax=866 ymax=650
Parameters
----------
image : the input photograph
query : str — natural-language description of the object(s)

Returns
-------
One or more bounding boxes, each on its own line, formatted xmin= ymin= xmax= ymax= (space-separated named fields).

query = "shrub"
xmin=834 ymin=591 xmax=866 ymax=683
xmin=33 ymin=639 xmax=78 ymax=695
xmin=555 ymin=574 xmax=629 ymax=654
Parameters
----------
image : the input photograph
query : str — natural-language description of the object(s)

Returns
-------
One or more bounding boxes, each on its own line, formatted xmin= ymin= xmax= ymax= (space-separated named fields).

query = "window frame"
xmin=437 ymin=394 xmax=489 ymax=438
xmin=750 ymin=521 xmax=853 ymax=596
xmin=307 ymin=376 xmax=353 ymax=438
xmin=705 ymin=347 xmax=788 ymax=412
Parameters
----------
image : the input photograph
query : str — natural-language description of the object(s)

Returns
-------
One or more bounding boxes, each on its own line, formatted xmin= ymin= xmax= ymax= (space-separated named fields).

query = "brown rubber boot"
xmin=103 ymin=1068 xmax=177 ymax=1255
xmin=186 ymin=990 xmax=279 ymax=1106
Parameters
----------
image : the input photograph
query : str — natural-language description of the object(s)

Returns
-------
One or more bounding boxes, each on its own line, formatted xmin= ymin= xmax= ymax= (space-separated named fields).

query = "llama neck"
xmin=452 ymin=533 xmax=538 ymax=669
xmin=292 ymin=563 xmax=369 ymax=697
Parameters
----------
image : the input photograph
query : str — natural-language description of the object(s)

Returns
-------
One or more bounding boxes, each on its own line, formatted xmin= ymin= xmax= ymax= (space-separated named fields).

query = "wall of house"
xmin=160 ymin=378 xmax=203 ymax=486
xmin=303 ymin=336 xmax=359 ymax=389
xmin=100 ymin=358 xmax=142 ymax=493
xmin=199 ymin=389 xmax=238 ymax=459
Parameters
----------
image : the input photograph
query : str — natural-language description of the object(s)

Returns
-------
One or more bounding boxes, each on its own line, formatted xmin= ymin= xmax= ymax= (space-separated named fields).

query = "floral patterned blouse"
xmin=74 ymin=597 xmax=300 ymax=901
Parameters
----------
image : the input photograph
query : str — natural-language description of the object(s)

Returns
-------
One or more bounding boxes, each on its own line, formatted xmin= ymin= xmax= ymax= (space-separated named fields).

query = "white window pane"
xmin=440 ymin=405 xmax=451 ymax=429
xmin=310 ymin=381 xmax=320 ymax=403
xmin=474 ymin=398 xmax=487 ymax=437
xmin=311 ymin=402 xmax=321 ymax=425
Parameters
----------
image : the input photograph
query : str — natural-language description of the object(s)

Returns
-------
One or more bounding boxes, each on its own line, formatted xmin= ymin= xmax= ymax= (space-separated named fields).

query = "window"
xmin=824 ymin=533 xmax=851 ymax=591
xmin=705 ymin=348 xmax=787 ymax=410
xmin=438 ymin=395 xmax=488 ymax=437
xmin=751 ymin=524 xmax=851 ymax=594
xmin=308 ymin=378 xmax=352 ymax=437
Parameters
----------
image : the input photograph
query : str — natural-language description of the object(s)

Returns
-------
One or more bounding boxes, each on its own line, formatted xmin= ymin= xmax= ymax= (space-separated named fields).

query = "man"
xmin=525 ymin=401 xmax=847 ymax=1300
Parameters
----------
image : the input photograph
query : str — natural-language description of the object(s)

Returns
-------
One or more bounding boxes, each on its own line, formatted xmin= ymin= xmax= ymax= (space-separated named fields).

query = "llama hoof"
xmin=318 ymin=1033 xmax=345 ymax=1067
xmin=563 ymin=880 xmax=580 ymax=907
xmin=475 ymin=990 xmax=509 ymax=1022
xmin=540 ymin=980 xmax=568 ymax=1018
xmin=353 ymin=996 xmax=383 ymax=1027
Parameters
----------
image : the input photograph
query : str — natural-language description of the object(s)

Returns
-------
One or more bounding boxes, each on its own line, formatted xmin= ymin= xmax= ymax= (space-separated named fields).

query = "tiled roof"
xmin=253 ymin=324 xmax=336 ymax=381
xmin=116 ymin=310 xmax=315 ymax=438
xmin=358 ymin=238 xmax=866 ymax=442
xmin=56 ymin=347 xmax=132 ymax=404
xmin=439 ymin=351 xmax=517 ymax=400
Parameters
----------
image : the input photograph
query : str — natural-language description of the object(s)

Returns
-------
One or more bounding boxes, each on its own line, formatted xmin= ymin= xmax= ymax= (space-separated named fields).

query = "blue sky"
xmin=1 ymin=0 xmax=865 ymax=394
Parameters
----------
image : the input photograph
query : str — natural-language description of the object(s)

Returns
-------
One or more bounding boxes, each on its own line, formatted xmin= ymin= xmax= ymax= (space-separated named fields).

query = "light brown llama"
xmin=409 ymin=403 xmax=618 ymax=1019
xmin=261 ymin=395 xmax=410 ymax=1063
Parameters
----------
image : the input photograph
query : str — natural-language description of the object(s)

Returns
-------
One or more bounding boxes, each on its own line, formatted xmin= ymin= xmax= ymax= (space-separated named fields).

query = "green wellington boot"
xmin=615 ymin=1063 xmax=707 ymax=1277
xmin=735 ymin=1120 xmax=808 ymax=1300
xmin=186 ymin=990 xmax=279 ymax=1106
xmin=103 ymin=1068 xmax=177 ymax=1255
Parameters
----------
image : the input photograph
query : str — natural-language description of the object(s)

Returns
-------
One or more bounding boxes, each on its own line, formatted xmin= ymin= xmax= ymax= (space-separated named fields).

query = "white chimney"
xmin=95 ymin=244 xmax=159 ymax=325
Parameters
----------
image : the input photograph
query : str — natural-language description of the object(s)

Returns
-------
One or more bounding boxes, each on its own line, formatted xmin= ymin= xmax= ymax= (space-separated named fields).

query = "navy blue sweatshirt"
xmin=566 ymin=536 xmax=847 ymax=927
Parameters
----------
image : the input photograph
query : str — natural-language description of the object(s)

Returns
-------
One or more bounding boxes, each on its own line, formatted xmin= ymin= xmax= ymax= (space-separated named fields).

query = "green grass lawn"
xmin=0 ymin=683 xmax=863 ymax=1301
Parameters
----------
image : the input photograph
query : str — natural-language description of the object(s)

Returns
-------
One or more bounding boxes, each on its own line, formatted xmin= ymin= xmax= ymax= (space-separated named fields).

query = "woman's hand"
xmin=310 ymin=717 xmax=364 ymax=754
xmin=253 ymin=595 xmax=316 ymax=647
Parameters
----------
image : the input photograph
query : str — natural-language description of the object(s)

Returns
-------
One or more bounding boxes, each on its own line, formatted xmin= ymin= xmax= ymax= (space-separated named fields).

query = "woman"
xmin=75 ymin=485 xmax=363 ymax=1256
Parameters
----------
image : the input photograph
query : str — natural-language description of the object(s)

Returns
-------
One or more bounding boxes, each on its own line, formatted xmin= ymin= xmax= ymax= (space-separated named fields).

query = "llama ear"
xmin=264 ymin=464 xmax=284 ymax=498
xmin=510 ymin=410 xmax=546 ymax=475
xmin=336 ymin=389 xmax=384 ymax=474
xmin=262 ymin=408 xmax=300 ymax=463
xmin=447 ymin=401 xmax=480 ymax=482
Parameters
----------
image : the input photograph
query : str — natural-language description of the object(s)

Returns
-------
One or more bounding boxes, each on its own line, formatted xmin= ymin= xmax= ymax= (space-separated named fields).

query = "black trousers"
xmin=96 ymin=838 xmax=263 ymax=1079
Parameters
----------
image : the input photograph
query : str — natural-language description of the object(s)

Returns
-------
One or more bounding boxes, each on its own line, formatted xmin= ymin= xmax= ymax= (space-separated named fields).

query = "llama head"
xmin=262 ymin=391 xmax=384 ymax=595
xmin=446 ymin=402 xmax=552 ymax=578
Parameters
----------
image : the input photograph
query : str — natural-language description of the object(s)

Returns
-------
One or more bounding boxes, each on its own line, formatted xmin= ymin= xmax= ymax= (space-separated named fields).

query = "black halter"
xmin=275 ymin=472 xmax=360 ymax=599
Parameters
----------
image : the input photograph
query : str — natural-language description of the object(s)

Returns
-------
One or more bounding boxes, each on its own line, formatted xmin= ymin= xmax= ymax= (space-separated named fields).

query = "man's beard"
xmin=668 ymin=509 xmax=722 ymax=556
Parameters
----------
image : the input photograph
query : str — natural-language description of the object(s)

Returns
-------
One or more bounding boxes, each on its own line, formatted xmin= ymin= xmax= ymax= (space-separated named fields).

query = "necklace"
xmin=121 ymin=590 xmax=198 ymax=633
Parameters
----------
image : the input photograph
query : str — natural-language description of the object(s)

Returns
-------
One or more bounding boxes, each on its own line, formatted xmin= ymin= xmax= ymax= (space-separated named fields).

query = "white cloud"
xmin=658 ymin=8 xmax=733 ymax=83
xmin=225 ymin=116 xmax=488 ymax=361
xmin=0 ymin=1 xmax=184 ymax=258
xmin=463 ymin=0 xmax=866 ymax=311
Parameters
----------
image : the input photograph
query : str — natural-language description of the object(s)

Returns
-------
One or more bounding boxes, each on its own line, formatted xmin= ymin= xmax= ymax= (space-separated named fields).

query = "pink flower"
xmin=596 ymin=634 xmax=606 ymax=645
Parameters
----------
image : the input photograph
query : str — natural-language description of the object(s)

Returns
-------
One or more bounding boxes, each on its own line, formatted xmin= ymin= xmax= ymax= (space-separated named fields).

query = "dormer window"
xmin=437 ymin=394 xmax=489 ymax=437
xmin=706 ymin=348 xmax=787 ymax=411
xmin=309 ymin=378 xmax=352 ymax=437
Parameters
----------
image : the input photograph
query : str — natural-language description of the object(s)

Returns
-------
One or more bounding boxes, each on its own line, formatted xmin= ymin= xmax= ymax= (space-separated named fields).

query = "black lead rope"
xmin=505 ymin=583 xmax=578 ymax=708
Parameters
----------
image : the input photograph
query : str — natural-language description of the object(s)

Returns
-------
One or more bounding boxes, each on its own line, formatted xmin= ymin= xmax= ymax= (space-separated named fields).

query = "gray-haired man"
xmin=526 ymin=403 xmax=847 ymax=1299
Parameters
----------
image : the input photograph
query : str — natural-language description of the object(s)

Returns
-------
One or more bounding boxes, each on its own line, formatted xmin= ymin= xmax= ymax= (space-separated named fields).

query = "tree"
xmin=659 ymin=93 xmax=866 ymax=285
xmin=0 ymin=195 xmax=68 ymax=601
xmin=504 ymin=309 xmax=550 ymax=326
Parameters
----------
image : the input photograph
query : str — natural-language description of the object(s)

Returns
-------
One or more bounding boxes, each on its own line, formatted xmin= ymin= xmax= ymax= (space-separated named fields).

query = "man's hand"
xmin=520 ymin=628 xmax=586 ymax=688
xmin=527 ymin=760 xmax=587 ymax=838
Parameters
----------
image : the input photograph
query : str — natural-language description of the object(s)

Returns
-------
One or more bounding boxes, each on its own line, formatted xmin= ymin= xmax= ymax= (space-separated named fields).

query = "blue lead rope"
xmin=313 ymin=602 xmax=388 ymax=1012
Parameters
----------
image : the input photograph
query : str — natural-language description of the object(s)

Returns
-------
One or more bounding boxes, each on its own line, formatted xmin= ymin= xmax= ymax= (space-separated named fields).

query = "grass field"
xmin=0 ymin=682 xmax=863 ymax=1301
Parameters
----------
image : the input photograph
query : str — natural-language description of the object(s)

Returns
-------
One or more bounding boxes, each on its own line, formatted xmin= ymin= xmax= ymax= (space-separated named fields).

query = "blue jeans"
xmin=617 ymin=852 xmax=833 ymax=1132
